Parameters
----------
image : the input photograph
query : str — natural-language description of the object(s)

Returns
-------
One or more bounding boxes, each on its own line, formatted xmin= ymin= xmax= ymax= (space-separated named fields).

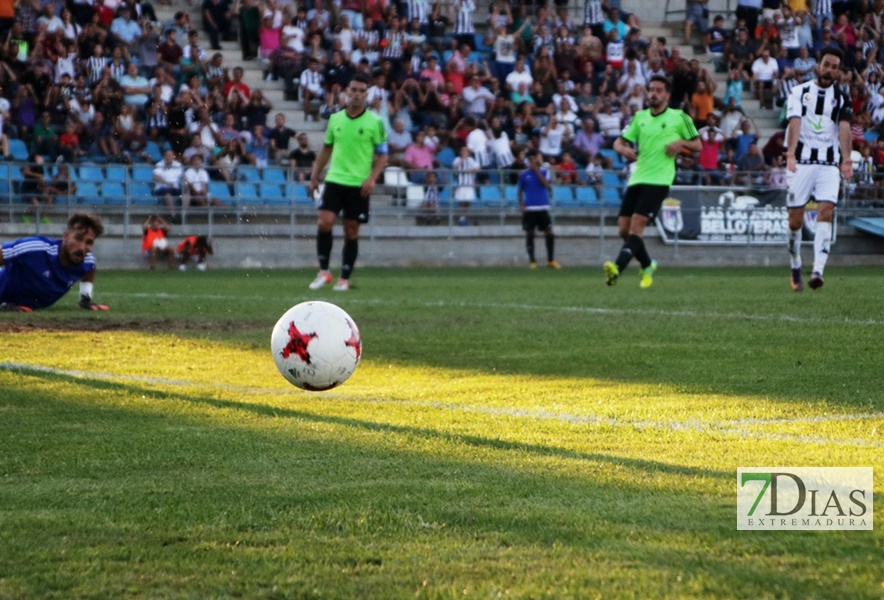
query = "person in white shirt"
xmin=505 ymin=55 xmax=533 ymax=94
xmin=538 ymin=115 xmax=572 ymax=161
xmin=153 ymin=149 xmax=184 ymax=219
xmin=462 ymin=75 xmax=496 ymax=119
xmin=452 ymin=144 xmax=480 ymax=226
xmin=751 ymin=48 xmax=779 ymax=109
xmin=464 ymin=117 xmax=491 ymax=168
xmin=183 ymin=154 xmax=221 ymax=207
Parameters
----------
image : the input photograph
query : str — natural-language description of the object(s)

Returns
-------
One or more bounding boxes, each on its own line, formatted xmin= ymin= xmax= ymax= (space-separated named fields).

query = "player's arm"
xmin=839 ymin=118 xmax=853 ymax=179
xmin=308 ymin=143 xmax=333 ymax=197
xmin=613 ymin=136 xmax=637 ymax=161
xmin=78 ymin=270 xmax=109 ymax=311
xmin=784 ymin=116 xmax=801 ymax=172
xmin=362 ymin=147 xmax=388 ymax=196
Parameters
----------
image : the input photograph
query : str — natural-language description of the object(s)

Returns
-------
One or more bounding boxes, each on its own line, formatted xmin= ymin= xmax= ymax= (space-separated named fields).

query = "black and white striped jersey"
xmin=786 ymin=80 xmax=852 ymax=166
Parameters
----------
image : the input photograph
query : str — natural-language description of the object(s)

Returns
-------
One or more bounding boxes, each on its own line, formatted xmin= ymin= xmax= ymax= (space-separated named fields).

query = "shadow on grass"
xmin=1 ymin=371 xmax=880 ymax=599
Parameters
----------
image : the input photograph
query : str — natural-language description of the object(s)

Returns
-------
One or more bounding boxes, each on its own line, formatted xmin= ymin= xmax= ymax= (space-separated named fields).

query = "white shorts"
xmin=786 ymin=164 xmax=841 ymax=208
xmin=152 ymin=238 xmax=169 ymax=250
xmin=455 ymin=187 xmax=475 ymax=202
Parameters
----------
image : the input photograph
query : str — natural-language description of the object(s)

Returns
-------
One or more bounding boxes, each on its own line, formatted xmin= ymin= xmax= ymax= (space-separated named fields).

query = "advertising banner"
xmin=656 ymin=186 xmax=835 ymax=245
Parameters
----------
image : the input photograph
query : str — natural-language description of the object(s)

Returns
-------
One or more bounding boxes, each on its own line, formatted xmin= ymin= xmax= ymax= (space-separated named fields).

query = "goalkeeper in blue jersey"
xmin=0 ymin=212 xmax=109 ymax=312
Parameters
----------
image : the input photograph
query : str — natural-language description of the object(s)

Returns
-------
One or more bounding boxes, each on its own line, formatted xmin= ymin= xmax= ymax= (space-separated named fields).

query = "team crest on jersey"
xmin=358 ymin=128 xmax=364 ymax=135
xmin=804 ymin=94 xmax=812 ymax=103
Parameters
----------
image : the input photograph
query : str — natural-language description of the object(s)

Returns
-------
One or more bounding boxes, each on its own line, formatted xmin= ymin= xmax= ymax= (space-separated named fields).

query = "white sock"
xmin=812 ymin=221 xmax=832 ymax=276
xmin=788 ymin=228 xmax=802 ymax=270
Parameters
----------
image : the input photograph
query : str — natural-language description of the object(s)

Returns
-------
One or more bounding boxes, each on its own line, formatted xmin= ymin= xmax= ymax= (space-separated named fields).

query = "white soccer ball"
xmin=271 ymin=301 xmax=362 ymax=391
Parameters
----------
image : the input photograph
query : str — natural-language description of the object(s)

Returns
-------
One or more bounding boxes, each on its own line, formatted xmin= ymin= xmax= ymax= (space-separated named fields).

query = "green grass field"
xmin=1 ymin=267 xmax=881 ymax=599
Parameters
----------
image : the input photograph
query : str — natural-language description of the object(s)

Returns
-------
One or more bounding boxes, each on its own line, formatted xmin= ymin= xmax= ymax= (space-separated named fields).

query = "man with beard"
xmin=604 ymin=75 xmax=701 ymax=289
xmin=0 ymin=212 xmax=109 ymax=311
xmin=784 ymin=48 xmax=852 ymax=292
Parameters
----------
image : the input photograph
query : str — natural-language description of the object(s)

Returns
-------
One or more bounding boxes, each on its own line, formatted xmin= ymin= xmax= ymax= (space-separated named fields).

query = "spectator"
xmin=752 ymin=48 xmax=779 ymax=109
xmin=706 ymin=14 xmax=728 ymax=70
xmin=177 ymin=235 xmax=213 ymax=271
xmin=299 ymin=58 xmax=325 ymax=121
xmin=32 ymin=110 xmax=57 ymax=157
xmin=183 ymin=154 xmax=222 ymax=208
xmin=698 ymin=114 xmax=726 ymax=184
xmin=233 ymin=0 xmax=260 ymax=60
xmin=733 ymin=118 xmax=760 ymax=160
xmin=452 ymin=144 xmax=479 ymax=226
xmin=595 ymin=99 xmax=623 ymax=145
xmin=736 ymin=141 xmax=768 ymax=185
xmin=388 ymin=118 xmax=413 ymax=166
xmin=453 ymin=0 xmax=477 ymax=49
xmin=403 ymin=130 xmax=436 ymax=183
xmin=153 ymin=149 xmax=184 ymax=221
xmin=20 ymin=154 xmax=50 ymax=220
xmin=202 ymin=0 xmax=232 ymax=50
xmin=120 ymin=62 xmax=152 ymax=111
xmin=505 ymin=54 xmax=533 ymax=94
xmin=684 ymin=0 xmax=709 ymax=47
xmin=142 ymin=215 xmax=175 ymax=270
xmin=570 ymin=118 xmax=604 ymax=165
xmin=538 ymin=114 xmax=572 ymax=162
xmin=287 ymin=132 xmax=316 ymax=182
xmin=245 ymin=123 xmax=270 ymax=167
xmin=109 ymin=7 xmax=142 ymax=61
xmin=267 ymin=113 xmax=295 ymax=163
xmin=690 ymin=79 xmax=716 ymax=127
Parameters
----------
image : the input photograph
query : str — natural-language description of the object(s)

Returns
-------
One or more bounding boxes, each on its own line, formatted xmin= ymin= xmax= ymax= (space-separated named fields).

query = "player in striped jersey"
xmin=0 ymin=212 xmax=108 ymax=311
xmin=784 ymin=48 xmax=852 ymax=292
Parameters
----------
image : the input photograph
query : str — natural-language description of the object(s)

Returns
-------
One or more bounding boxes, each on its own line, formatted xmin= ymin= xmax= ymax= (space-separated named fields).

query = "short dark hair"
xmin=527 ymin=149 xmax=540 ymax=159
xmin=67 ymin=212 xmax=104 ymax=237
xmin=649 ymin=75 xmax=671 ymax=92
xmin=350 ymin=72 xmax=371 ymax=86
xmin=819 ymin=47 xmax=844 ymax=64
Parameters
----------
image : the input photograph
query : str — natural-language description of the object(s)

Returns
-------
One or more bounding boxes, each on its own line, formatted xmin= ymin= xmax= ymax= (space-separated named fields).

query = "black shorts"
xmin=319 ymin=181 xmax=370 ymax=223
xmin=620 ymin=184 xmax=670 ymax=221
xmin=522 ymin=209 xmax=552 ymax=232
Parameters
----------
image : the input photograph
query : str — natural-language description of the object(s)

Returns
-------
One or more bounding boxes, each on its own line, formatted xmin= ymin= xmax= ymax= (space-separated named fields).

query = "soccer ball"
xmin=271 ymin=301 xmax=362 ymax=391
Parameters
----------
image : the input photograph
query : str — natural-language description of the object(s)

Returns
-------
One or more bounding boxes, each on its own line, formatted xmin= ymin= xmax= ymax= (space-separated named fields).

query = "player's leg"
xmin=786 ymin=164 xmax=815 ymax=291
xmin=810 ymin=201 xmax=835 ymax=289
xmin=335 ymin=187 xmax=370 ymax=290
xmin=628 ymin=185 xmax=668 ymax=288
xmin=604 ymin=188 xmax=640 ymax=285
xmin=541 ymin=211 xmax=558 ymax=268
xmin=310 ymin=208 xmax=337 ymax=288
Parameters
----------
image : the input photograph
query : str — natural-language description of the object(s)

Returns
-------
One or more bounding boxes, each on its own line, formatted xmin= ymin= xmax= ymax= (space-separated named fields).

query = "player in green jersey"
xmin=605 ymin=75 xmax=701 ymax=288
xmin=308 ymin=73 xmax=389 ymax=291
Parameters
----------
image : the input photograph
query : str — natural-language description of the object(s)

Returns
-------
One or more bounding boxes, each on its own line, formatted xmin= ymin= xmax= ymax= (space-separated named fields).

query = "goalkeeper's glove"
xmin=0 ymin=303 xmax=32 ymax=312
xmin=79 ymin=295 xmax=109 ymax=311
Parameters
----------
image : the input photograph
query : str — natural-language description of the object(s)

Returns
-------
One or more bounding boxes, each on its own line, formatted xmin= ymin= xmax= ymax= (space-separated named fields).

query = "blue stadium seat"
xmin=478 ymin=185 xmax=502 ymax=206
xmin=261 ymin=168 xmax=287 ymax=183
xmin=9 ymin=138 xmax=28 ymax=161
xmin=552 ymin=186 xmax=575 ymax=206
xmin=287 ymin=182 xmax=312 ymax=205
xmin=236 ymin=182 xmax=259 ymax=204
xmin=76 ymin=182 xmax=102 ymax=204
xmin=100 ymin=182 xmax=127 ymax=204
xmin=438 ymin=185 xmax=452 ymax=207
xmin=575 ymin=186 xmax=601 ymax=207
xmin=105 ymin=165 xmax=129 ymax=183
xmin=258 ymin=182 xmax=283 ymax=202
xmin=129 ymin=182 xmax=154 ymax=204
xmin=209 ymin=182 xmax=233 ymax=204
xmin=238 ymin=166 xmax=261 ymax=182
xmin=474 ymin=33 xmax=492 ymax=53
xmin=504 ymin=185 xmax=518 ymax=207
xmin=77 ymin=165 xmax=104 ymax=182
xmin=132 ymin=165 xmax=154 ymax=183
xmin=600 ymin=149 xmax=624 ymax=169
xmin=436 ymin=146 xmax=456 ymax=168
xmin=601 ymin=186 xmax=622 ymax=206
xmin=144 ymin=141 xmax=162 ymax=163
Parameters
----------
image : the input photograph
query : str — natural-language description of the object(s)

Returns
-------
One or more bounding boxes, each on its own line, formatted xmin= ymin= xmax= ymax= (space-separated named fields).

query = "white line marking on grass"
xmin=102 ymin=293 xmax=884 ymax=326
xmin=4 ymin=362 xmax=882 ymax=448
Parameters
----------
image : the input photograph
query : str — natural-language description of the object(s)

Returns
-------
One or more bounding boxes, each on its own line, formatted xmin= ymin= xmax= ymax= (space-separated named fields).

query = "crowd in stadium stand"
xmin=0 ymin=0 xmax=883 ymax=202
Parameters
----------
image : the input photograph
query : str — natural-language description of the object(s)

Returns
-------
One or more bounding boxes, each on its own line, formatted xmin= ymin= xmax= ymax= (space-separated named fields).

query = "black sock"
xmin=317 ymin=230 xmax=332 ymax=270
xmin=629 ymin=234 xmax=651 ymax=269
xmin=341 ymin=238 xmax=358 ymax=280
xmin=526 ymin=235 xmax=535 ymax=262
xmin=545 ymin=234 xmax=554 ymax=262
xmin=615 ymin=240 xmax=634 ymax=273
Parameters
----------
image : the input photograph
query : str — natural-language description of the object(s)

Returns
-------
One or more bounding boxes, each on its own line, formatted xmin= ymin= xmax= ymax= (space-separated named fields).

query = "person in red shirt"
xmin=555 ymin=152 xmax=578 ymax=184
xmin=177 ymin=235 xmax=214 ymax=271
xmin=142 ymin=215 xmax=175 ymax=269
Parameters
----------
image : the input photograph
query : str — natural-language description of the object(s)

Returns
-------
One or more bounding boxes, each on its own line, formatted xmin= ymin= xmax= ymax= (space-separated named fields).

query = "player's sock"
xmin=526 ymin=235 xmax=536 ymax=263
xmin=341 ymin=238 xmax=358 ymax=280
xmin=788 ymin=228 xmax=802 ymax=269
xmin=615 ymin=238 xmax=636 ymax=273
xmin=629 ymin=235 xmax=652 ymax=269
xmin=545 ymin=234 xmax=554 ymax=262
xmin=812 ymin=221 xmax=832 ymax=276
xmin=317 ymin=230 xmax=333 ymax=271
